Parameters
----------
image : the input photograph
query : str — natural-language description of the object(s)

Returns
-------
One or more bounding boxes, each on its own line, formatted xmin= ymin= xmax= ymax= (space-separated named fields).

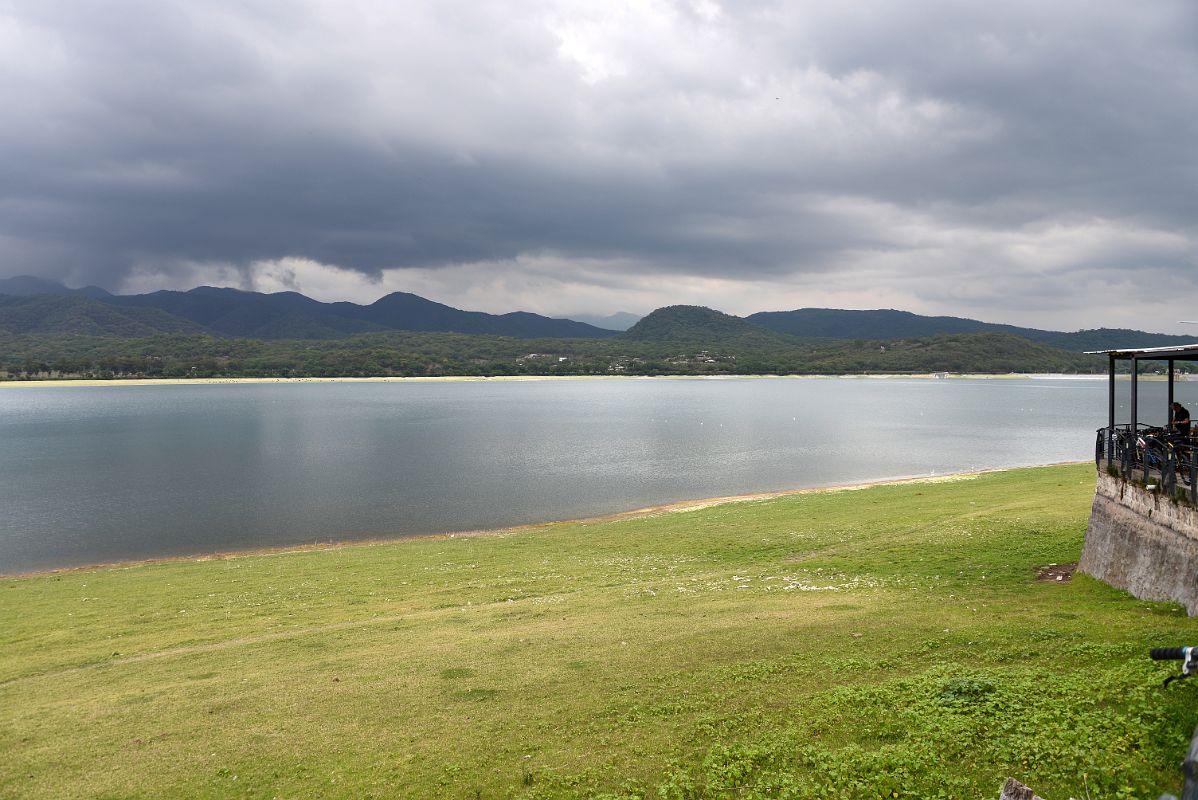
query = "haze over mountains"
xmin=567 ymin=312 xmax=642 ymax=331
xmin=0 ymin=276 xmax=1190 ymax=352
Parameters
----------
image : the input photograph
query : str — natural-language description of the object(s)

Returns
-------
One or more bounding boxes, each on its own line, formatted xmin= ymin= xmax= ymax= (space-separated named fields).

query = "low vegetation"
xmin=0 ymin=290 xmax=1183 ymax=380
xmin=0 ymin=328 xmax=1103 ymax=380
xmin=3 ymin=464 xmax=1196 ymax=798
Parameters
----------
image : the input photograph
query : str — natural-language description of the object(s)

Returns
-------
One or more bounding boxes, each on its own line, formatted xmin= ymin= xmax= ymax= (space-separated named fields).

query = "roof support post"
xmin=1169 ymin=358 xmax=1176 ymax=425
xmin=1131 ymin=356 xmax=1138 ymax=435
xmin=1108 ymin=354 xmax=1116 ymax=460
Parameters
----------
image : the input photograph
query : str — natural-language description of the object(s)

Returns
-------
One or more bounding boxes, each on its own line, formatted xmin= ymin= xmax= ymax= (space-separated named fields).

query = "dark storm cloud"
xmin=1 ymin=0 xmax=1195 ymax=326
xmin=823 ymin=3 xmax=1198 ymax=221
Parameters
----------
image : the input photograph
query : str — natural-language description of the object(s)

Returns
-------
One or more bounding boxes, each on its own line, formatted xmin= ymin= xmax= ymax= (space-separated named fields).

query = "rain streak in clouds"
xmin=1 ymin=0 xmax=1196 ymax=330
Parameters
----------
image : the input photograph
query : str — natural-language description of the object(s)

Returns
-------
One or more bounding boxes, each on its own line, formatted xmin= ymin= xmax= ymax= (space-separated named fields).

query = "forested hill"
xmin=0 ymin=277 xmax=1184 ymax=379
xmin=620 ymin=305 xmax=800 ymax=347
xmin=0 ymin=294 xmax=206 ymax=337
xmin=1 ymin=277 xmax=1190 ymax=352
xmin=746 ymin=308 xmax=1196 ymax=351
xmin=0 ymin=281 xmax=617 ymax=340
xmin=0 ymin=328 xmax=1103 ymax=380
xmin=0 ymin=275 xmax=112 ymax=299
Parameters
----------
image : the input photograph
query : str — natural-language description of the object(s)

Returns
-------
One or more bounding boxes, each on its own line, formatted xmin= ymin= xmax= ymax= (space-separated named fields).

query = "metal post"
xmin=1132 ymin=357 xmax=1142 ymax=480
xmin=1131 ymin=357 xmax=1138 ymax=432
xmin=1108 ymin=354 xmax=1116 ymax=463
xmin=1170 ymin=358 xmax=1176 ymax=429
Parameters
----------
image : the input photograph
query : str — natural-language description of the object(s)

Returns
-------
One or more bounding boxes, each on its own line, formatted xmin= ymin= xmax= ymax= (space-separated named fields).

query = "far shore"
xmin=1 ymin=461 xmax=1087 ymax=579
xmin=0 ymin=372 xmax=1111 ymax=389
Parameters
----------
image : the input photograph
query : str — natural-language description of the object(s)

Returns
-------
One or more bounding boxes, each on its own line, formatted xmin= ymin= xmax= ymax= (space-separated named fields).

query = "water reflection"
xmin=0 ymin=377 xmax=1184 ymax=573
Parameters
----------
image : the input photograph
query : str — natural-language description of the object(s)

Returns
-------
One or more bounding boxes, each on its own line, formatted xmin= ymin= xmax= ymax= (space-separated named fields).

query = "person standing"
xmin=1171 ymin=401 xmax=1191 ymax=436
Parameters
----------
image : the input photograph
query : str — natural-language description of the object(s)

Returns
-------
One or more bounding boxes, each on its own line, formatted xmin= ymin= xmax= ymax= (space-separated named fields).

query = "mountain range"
xmin=0 ymin=275 xmax=1192 ymax=352
xmin=0 ymin=277 xmax=615 ymax=340
xmin=743 ymin=308 xmax=1195 ymax=352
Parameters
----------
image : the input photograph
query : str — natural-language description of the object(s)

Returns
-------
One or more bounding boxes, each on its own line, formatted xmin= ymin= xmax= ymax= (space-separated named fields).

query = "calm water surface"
xmin=0 ymin=377 xmax=1179 ymax=573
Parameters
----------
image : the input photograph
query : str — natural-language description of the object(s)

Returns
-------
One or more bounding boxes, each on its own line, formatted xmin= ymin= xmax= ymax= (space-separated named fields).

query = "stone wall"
xmin=1080 ymin=470 xmax=1198 ymax=616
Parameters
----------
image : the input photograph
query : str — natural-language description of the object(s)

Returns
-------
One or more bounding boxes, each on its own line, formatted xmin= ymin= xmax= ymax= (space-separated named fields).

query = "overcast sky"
xmin=2 ymin=1 xmax=1196 ymax=331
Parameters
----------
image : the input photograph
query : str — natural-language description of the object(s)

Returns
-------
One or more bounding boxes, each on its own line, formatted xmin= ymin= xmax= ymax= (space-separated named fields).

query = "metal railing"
xmin=1096 ymin=425 xmax=1198 ymax=503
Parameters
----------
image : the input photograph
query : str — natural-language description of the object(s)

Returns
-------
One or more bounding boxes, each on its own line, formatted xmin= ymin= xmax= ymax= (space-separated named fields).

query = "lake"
xmin=0 ymin=376 xmax=1178 ymax=574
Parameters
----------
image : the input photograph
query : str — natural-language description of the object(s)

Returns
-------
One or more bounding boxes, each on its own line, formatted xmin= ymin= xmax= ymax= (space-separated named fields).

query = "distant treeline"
xmin=0 ymin=330 xmax=1107 ymax=380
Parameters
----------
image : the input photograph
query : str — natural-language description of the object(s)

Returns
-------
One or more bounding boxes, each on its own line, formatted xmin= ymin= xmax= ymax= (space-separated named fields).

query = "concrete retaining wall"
xmin=1080 ymin=470 xmax=1198 ymax=615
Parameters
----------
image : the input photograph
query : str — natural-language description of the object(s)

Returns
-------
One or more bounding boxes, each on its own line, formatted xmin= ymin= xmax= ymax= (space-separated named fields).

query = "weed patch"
xmin=2 ymin=464 xmax=1196 ymax=798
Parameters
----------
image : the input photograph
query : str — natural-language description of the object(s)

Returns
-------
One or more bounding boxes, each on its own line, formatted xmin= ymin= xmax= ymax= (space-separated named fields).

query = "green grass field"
xmin=3 ymin=464 xmax=1198 ymax=799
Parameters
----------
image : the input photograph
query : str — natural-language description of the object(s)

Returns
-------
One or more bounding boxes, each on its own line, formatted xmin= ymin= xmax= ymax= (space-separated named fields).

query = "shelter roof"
xmin=1086 ymin=343 xmax=1198 ymax=360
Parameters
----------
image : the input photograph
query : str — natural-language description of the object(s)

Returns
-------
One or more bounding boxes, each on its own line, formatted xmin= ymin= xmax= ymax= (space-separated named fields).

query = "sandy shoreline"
xmin=0 ymin=373 xmax=1107 ymax=389
xmin=1 ymin=461 xmax=1086 ymax=579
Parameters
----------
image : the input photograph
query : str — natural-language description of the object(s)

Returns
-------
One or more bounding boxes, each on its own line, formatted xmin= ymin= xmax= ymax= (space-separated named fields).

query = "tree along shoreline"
xmin=0 ymin=329 xmax=1107 ymax=380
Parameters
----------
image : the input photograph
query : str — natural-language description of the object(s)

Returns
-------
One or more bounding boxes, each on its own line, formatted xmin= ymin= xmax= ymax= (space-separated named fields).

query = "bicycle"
xmin=1151 ymin=647 xmax=1198 ymax=800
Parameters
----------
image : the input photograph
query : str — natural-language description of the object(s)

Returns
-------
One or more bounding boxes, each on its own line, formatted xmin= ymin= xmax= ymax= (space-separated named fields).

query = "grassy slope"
xmin=2 ymin=464 xmax=1197 ymax=799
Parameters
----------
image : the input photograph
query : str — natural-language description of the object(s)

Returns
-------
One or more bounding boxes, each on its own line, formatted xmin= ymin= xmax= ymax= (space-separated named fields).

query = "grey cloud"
xmin=0 ymin=0 xmax=1196 ymax=327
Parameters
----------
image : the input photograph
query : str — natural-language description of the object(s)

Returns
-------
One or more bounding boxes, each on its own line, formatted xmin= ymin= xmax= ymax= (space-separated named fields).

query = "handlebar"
xmin=1152 ymin=647 xmax=1192 ymax=661
xmin=1153 ymin=646 xmax=1198 ymax=690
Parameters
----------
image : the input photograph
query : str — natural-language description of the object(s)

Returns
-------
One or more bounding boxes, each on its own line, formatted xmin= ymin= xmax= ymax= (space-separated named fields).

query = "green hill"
xmin=0 ymin=295 xmax=205 ymax=337
xmin=3 ymin=277 xmax=1189 ymax=353
xmin=620 ymin=305 xmax=798 ymax=346
xmin=0 ymin=277 xmax=618 ymax=340
xmin=747 ymin=308 xmax=1195 ymax=352
xmin=1031 ymin=328 xmax=1198 ymax=352
xmin=110 ymin=287 xmax=617 ymax=340
xmin=0 ymin=327 xmax=1105 ymax=380
xmin=796 ymin=332 xmax=1103 ymax=374
xmin=0 ymin=275 xmax=111 ymax=298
